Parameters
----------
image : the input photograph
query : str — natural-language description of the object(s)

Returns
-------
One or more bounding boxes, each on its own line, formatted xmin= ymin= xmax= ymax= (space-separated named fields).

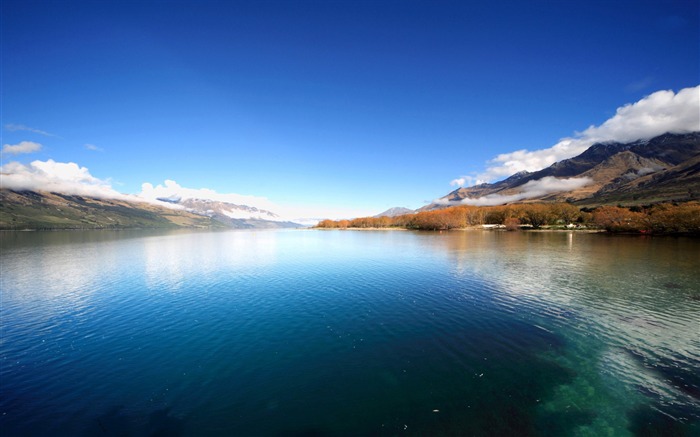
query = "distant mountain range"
xmin=374 ymin=207 xmax=414 ymax=217
xmin=174 ymin=197 xmax=301 ymax=229
xmin=423 ymin=132 xmax=700 ymax=210
xmin=0 ymin=191 xmax=303 ymax=230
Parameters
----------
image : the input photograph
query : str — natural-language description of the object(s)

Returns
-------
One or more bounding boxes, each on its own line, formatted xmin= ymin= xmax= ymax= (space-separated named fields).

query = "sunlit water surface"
xmin=1 ymin=229 xmax=699 ymax=436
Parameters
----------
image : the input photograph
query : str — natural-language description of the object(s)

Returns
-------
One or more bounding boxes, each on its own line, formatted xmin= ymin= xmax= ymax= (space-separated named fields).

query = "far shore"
xmin=312 ymin=226 xmax=408 ymax=231
xmin=312 ymin=226 xmax=605 ymax=232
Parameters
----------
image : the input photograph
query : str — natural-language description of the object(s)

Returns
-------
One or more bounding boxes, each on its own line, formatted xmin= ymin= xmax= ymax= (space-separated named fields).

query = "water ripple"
xmin=1 ymin=230 xmax=698 ymax=435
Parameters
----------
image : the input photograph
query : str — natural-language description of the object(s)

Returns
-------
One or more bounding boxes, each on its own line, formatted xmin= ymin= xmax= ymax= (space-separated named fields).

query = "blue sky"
xmin=2 ymin=0 xmax=699 ymax=218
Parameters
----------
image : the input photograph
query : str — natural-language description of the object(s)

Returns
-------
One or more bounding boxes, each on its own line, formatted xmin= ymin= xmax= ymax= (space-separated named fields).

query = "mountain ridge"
xmin=374 ymin=207 xmax=414 ymax=218
xmin=0 ymin=190 xmax=220 ymax=230
xmin=175 ymin=198 xmax=302 ymax=229
xmin=0 ymin=190 xmax=303 ymax=230
xmin=425 ymin=132 xmax=700 ymax=209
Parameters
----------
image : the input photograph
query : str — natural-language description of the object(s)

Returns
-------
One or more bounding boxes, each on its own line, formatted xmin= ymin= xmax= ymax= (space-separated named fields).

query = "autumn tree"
xmin=504 ymin=217 xmax=521 ymax=231
xmin=593 ymin=206 xmax=646 ymax=232
xmin=552 ymin=203 xmax=581 ymax=224
xmin=522 ymin=204 xmax=553 ymax=228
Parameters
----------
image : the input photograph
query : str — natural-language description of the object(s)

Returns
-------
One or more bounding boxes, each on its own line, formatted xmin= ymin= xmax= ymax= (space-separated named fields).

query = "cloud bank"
xmin=2 ymin=141 xmax=43 ymax=155
xmin=0 ymin=159 xmax=134 ymax=200
xmin=0 ymin=159 xmax=277 ymax=211
xmin=440 ymin=176 xmax=592 ymax=206
xmin=139 ymin=180 xmax=277 ymax=211
xmin=452 ymin=85 xmax=700 ymax=186
xmin=0 ymin=159 xmax=361 ymax=222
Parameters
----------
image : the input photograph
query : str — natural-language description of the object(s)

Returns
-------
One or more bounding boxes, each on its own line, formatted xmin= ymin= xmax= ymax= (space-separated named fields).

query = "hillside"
xmin=0 ymin=189 xmax=305 ymax=230
xmin=426 ymin=132 xmax=700 ymax=209
xmin=0 ymin=190 xmax=226 ymax=230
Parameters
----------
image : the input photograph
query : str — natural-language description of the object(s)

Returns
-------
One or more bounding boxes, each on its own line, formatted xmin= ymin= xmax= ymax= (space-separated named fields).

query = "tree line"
xmin=316 ymin=202 xmax=700 ymax=234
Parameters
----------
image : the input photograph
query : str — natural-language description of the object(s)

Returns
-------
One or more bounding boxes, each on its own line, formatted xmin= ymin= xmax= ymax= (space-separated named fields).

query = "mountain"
xmin=0 ymin=190 xmax=222 ymax=230
xmin=176 ymin=198 xmax=302 ymax=229
xmin=374 ymin=207 xmax=414 ymax=218
xmin=0 ymin=190 xmax=303 ymax=230
xmin=425 ymin=132 xmax=700 ymax=209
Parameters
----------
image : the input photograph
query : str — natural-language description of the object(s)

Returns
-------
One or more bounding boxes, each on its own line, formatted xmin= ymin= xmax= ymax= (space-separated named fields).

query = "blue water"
xmin=1 ymin=229 xmax=699 ymax=436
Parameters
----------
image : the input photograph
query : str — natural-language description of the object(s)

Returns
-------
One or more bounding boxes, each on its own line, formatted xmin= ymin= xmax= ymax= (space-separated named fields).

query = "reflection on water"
xmin=142 ymin=230 xmax=279 ymax=290
xmin=1 ymin=229 xmax=698 ymax=436
xmin=417 ymin=231 xmax=700 ymax=434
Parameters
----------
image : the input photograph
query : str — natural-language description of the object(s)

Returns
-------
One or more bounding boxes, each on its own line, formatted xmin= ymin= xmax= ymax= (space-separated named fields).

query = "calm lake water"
xmin=1 ymin=229 xmax=699 ymax=436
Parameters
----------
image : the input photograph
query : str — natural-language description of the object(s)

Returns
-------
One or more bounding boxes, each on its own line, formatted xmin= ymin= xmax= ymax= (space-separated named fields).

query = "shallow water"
xmin=1 ymin=229 xmax=698 ymax=436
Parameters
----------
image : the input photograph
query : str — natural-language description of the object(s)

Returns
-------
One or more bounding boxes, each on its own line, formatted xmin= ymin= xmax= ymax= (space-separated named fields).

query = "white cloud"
xmin=4 ymin=124 xmax=57 ymax=137
xmin=437 ymin=176 xmax=593 ymax=207
xmin=457 ymin=85 xmax=700 ymax=184
xmin=451 ymin=175 xmax=486 ymax=188
xmin=84 ymin=143 xmax=104 ymax=152
xmin=576 ymin=86 xmax=699 ymax=142
xmin=0 ymin=158 xmax=375 ymax=223
xmin=2 ymin=141 xmax=43 ymax=155
xmin=139 ymin=179 xmax=278 ymax=210
xmin=450 ymin=177 xmax=466 ymax=187
xmin=0 ymin=159 xmax=142 ymax=202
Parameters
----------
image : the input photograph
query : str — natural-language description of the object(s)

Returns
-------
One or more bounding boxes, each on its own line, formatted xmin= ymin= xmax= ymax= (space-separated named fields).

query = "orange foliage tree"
xmin=315 ymin=202 xmax=699 ymax=234
xmin=592 ymin=206 xmax=646 ymax=232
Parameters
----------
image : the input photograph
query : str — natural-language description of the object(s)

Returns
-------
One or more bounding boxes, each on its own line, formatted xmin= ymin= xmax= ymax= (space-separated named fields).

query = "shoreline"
xmin=313 ymin=226 xmax=604 ymax=232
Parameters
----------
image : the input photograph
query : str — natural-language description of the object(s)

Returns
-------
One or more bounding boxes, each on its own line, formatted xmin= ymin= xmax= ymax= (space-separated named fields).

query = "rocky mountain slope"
xmin=426 ymin=132 xmax=700 ymax=209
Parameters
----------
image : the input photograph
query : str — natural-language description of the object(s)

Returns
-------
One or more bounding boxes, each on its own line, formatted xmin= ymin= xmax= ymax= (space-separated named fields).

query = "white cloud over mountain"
xmin=439 ymin=176 xmax=593 ymax=206
xmin=578 ymin=86 xmax=699 ymax=143
xmin=0 ymin=159 xmax=367 ymax=222
xmin=0 ymin=160 xmax=278 ymax=214
xmin=139 ymin=180 xmax=277 ymax=211
xmin=2 ymin=141 xmax=43 ymax=155
xmin=452 ymin=85 xmax=700 ymax=186
xmin=0 ymin=159 xmax=133 ymax=200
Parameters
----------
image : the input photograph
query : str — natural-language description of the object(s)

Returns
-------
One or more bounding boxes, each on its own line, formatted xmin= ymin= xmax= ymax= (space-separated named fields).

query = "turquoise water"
xmin=1 ymin=229 xmax=699 ymax=436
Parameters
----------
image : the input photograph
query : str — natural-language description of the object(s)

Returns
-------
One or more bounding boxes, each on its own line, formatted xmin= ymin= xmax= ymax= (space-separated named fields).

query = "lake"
xmin=1 ymin=229 xmax=699 ymax=436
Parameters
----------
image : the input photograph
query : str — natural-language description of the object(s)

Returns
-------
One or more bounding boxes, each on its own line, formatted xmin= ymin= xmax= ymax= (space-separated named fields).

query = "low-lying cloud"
xmin=0 ymin=158 xmax=328 ymax=220
xmin=452 ymin=85 xmax=700 ymax=186
xmin=2 ymin=141 xmax=43 ymax=155
xmin=140 ymin=180 xmax=277 ymax=210
xmin=438 ymin=176 xmax=592 ymax=207
xmin=0 ymin=159 xmax=134 ymax=200
xmin=0 ymin=158 xmax=277 ymax=211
